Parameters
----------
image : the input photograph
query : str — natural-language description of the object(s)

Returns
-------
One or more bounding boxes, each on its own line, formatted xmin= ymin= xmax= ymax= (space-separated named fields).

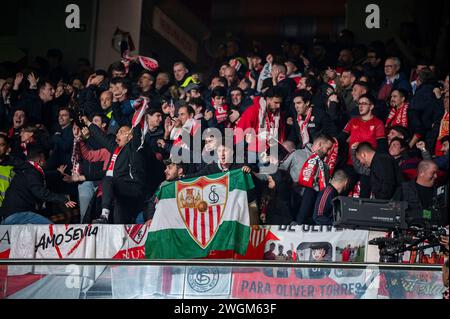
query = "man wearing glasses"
xmin=340 ymin=94 xmax=387 ymax=197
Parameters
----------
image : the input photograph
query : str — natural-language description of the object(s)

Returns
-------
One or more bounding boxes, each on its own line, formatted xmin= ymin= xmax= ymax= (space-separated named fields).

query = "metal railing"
xmin=0 ymin=259 xmax=442 ymax=271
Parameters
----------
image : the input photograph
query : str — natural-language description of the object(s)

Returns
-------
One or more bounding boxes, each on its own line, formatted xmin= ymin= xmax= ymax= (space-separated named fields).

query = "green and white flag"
xmin=145 ymin=169 xmax=253 ymax=259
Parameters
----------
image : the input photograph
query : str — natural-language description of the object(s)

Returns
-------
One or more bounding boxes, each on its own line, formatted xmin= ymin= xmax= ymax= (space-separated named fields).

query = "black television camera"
xmin=333 ymin=192 xmax=448 ymax=263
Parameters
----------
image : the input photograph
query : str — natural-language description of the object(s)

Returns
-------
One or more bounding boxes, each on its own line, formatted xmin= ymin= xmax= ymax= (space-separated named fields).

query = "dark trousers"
xmin=295 ymin=187 xmax=318 ymax=225
xmin=102 ymin=176 xmax=145 ymax=224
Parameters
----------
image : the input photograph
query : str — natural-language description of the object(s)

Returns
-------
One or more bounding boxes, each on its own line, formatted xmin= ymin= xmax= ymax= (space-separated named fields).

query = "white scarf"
xmin=258 ymin=98 xmax=280 ymax=141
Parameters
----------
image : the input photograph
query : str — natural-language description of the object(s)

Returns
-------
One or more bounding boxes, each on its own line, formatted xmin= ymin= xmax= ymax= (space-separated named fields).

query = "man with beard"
xmin=187 ymin=141 xmax=258 ymax=224
xmin=286 ymin=90 xmax=337 ymax=149
xmin=336 ymin=69 xmax=357 ymax=111
xmin=279 ymin=134 xmax=335 ymax=225
xmin=142 ymin=159 xmax=187 ymax=226
xmin=336 ymin=48 xmax=354 ymax=74
xmin=355 ymin=142 xmax=403 ymax=200
xmin=236 ymin=87 xmax=286 ymax=156
xmin=386 ymin=89 xmax=421 ymax=148
xmin=341 ymin=94 xmax=386 ymax=197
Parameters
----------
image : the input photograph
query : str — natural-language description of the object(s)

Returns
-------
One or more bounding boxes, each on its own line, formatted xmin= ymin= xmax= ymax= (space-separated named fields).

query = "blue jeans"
xmin=78 ymin=181 xmax=96 ymax=223
xmin=1 ymin=212 xmax=53 ymax=225
xmin=135 ymin=212 xmax=144 ymax=224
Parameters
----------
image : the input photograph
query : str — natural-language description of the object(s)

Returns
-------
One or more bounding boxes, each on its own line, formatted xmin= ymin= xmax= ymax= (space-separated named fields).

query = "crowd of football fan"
xmin=0 ymin=30 xmax=448 ymax=233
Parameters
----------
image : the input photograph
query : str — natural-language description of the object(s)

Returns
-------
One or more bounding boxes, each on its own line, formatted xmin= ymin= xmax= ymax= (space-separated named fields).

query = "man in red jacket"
xmin=235 ymin=87 xmax=286 ymax=157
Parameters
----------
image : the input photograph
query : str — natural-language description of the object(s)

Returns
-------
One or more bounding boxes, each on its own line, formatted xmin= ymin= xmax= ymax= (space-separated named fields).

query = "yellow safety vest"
xmin=180 ymin=76 xmax=199 ymax=88
xmin=0 ymin=165 xmax=14 ymax=207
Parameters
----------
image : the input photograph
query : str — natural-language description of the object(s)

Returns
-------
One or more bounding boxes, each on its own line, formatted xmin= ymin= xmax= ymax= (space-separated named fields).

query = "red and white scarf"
xmin=435 ymin=111 xmax=449 ymax=156
xmin=298 ymin=153 xmax=327 ymax=191
xmin=29 ymin=161 xmax=45 ymax=187
xmin=297 ymin=107 xmax=313 ymax=146
xmin=121 ymin=51 xmax=159 ymax=74
xmin=106 ymin=147 xmax=123 ymax=177
xmin=71 ymin=134 xmax=82 ymax=175
xmin=20 ymin=142 xmax=28 ymax=156
xmin=171 ymin=118 xmax=201 ymax=147
xmin=258 ymin=98 xmax=280 ymax=142
xmin=324 ymin=138 xmax=339 ymax=176
xmin=438 ymin=111 xmax=449 ymax=140
xmin=211 ymin=98 xmax=229 ymax=124
xmin=348 ymin=181 xmax=361 ymax=198
xmin=386 ymin=103 xmax=409 ymax=128
xmin=229 ymin=59 xmax=242 ymax=72
xmin=131 ymin=97 xmax=150 ymax=150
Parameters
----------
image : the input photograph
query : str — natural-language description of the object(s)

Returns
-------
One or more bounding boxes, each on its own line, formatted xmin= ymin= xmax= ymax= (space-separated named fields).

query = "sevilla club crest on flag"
xmin=176 ymin=174 xmax=229 ymax=249
xmin=250 ymin=225 xmax=271 ymax=248
xmin=124 ymin=225 xmax=148 ymax=245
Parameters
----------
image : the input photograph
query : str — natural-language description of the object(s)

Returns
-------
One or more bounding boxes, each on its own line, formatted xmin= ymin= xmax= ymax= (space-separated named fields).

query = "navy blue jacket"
xmin=313 ymin=185 xmax=338 ymax=225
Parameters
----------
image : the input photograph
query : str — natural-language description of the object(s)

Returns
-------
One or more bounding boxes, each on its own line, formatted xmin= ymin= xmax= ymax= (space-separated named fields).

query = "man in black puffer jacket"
xmin=1 ymin=145 xmax=77 ymax=224
xmin=85 ymin=120 xmax=146 ymax=224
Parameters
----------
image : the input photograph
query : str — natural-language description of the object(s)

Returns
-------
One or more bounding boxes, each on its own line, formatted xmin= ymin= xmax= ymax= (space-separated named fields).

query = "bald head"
xmin=417 ymin=160 xmax=438 ymax=187
xmin=224 ymin=67 xmax=237 ymax=86
xmin=100 ymin=90 xmax=113 ymax=110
